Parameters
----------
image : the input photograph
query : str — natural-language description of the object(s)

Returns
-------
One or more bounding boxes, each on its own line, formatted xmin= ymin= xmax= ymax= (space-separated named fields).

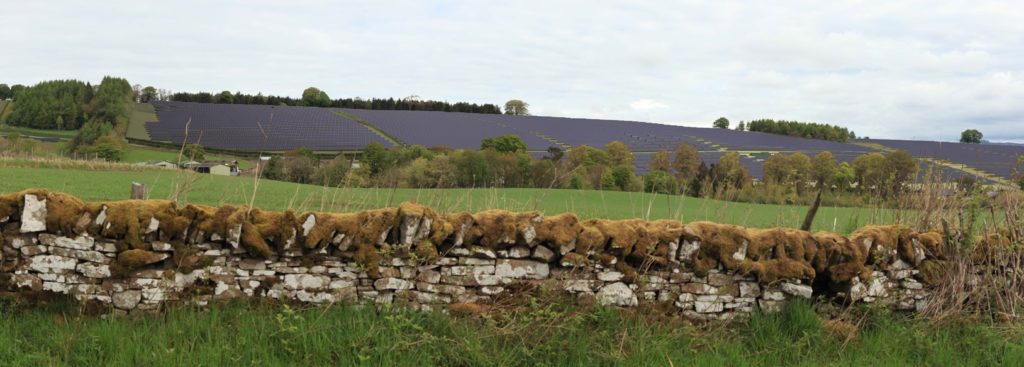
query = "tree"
xmin=10 ymin=84 xmax=26 ymax=99
xmin=312 ymin=154 xmax=351 ymax=186
xmin=301 ymin=87 xmax=331 ymax=107
xmin=182 ymin=144 xmax=206 ymax=161
xmin=713 ymin=152 xmax=751 ymax=190
xmin=603 ymin=141 xmax=634 ymax=167
xmin=736 ymin=121 xmax=745 ymax=131
xmin=763 ymin=153 xmax=811 ymax=187
xmin=960 ymin=129 xmax=983 ymax=144
xmin=0 ymin=84 xmax=9 ymax=100
xmin=713 ymin=117 xmax=729 ymax=129
xmin=281 ymin=147 xmax=318 ymax=183
xmin=140 ymin=86 xmax=158 ymax=103
xmin=810 ymin=151 xmax=837 ymax=187
xmin=545 ymin=146 xmax=564 ymax=161
xmin=829 ymin=162 xmax=856 ymax=190
xmin=504 ymin=99 xmax=530 ymax=115
xmin=672 ymin=143 xmax=701 ymax=182
xmin=648 ymin=150 xmax=671 ymax=172
xmin=644 ymin=171 xmax=679 ymax=194
xmin=217 ymin=91 xmax=235 ymax=104
xmin=852 ymin=153 xmax=887 ymax=192
xmin=885 ymin=150 xmax=919 ymax=194
xmin=481 ymin=135 xmax=527 ymax=153
xmin=361 ymin=141 xmax=393 ymax=175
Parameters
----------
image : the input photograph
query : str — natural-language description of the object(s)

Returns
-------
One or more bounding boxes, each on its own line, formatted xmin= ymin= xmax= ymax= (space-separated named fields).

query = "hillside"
xmin=131 ymin=101 xmax=1019 ymax=183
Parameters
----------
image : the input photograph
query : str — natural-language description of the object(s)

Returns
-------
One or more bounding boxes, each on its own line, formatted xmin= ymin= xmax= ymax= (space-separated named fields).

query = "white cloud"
xmin=2 ymin=0 xmax=1023 ymax=141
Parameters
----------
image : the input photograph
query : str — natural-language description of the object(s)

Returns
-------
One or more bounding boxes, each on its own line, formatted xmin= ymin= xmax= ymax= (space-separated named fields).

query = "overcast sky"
xmin=3 ymin=1 xmax=1023 ymax=142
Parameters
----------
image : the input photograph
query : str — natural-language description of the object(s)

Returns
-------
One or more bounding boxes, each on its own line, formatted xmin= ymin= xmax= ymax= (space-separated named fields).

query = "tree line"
xmin=260 ymin=134 xmax=928 ymax=206
xmin=744 ymin=119 xmax=856 ymax=142
xmin=2 ymin=77 xmax=134 ymax=161
xmin=168 ymin=87 xmax=503 ymax=114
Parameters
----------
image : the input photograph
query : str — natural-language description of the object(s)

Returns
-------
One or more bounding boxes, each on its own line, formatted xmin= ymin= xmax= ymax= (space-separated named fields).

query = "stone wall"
xmin=0 ymin=190 xmax=936 ymax=317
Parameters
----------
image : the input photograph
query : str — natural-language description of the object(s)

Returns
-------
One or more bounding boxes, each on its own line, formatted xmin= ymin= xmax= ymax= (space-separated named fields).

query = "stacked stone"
xmin=0 ymin=193 xmax=931 ymax=318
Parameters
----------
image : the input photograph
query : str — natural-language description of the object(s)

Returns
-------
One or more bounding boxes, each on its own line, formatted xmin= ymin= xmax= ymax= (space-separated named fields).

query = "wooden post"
xmin=131 ymin=182 xmax=147 ymax=200
xmin=801 ymin=189 xmax=823 ymax=232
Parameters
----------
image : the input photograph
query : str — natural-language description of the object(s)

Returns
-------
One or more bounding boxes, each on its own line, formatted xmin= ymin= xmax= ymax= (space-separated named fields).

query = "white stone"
xmin=739 ymin=282 xmax=761 ymax=298
xmin=762 ymin=289 xmax=786 ymax=301
xmin=780 ymin=282 xmax=813 ymax=299
xmin=678 ymin=240 xmax=700 ymax=262
xmin=374 ymin=277 xmax=414 ymax=290
xmin=283 ymin=274 xmax=329 ymax=290
xmin=481 ymin=286 xmax=505 ymax=295
xmin=20 ymin=194 xmax=47 ymax=233
xmin=494 ymin=259 xmax=549 ymax=279
xmin=29 ymin=255 xmax=77 ymax=272
xmin=732 ymin=241 xmax=748 ymax=261
xmin=52 ymin=236 xmax=94 ymax=250
xmin=50 ymin=247 xmax=111 ymax=264
xmin=531 ymin=245 xmax=556 ymax=262
xmin=302 ymin=214 xmax=317 ymax=237
xmin=113 ymin=291 xmax=142 ymax=310
xmin=596 ymin=282 xmax=638 ymax=307
xmin=597 ymin=271 xmax=624 ymax=282
xmin=867 ymin=277 xmax=888 ymax=298
xmin=562 ymin=279 xmax=595 ymax=293
xmin=507 ymin=245 xmax=532 ymax=258
xmin=8 ymin=235 xmax=35 ymax=249
xmin=151 ymin=242 xmax=174 ymax=251
xmin=330 ymin=279 xmax=356 ymax=289
xmin=94 ymin=206 xmax=107 ymax=226
xmin=77 ymin=263 xmax=111 ymax=278
xmin=20 ymin=245 xmax=47 ymax=256
xmin=146 ymin=217 xmax=160 ymax=234
xmin=695 ymin=300 xmax=724 ymax=313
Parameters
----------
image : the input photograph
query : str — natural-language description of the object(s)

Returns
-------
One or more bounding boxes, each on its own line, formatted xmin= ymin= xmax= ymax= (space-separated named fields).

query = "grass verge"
xmin=0 ymin=299 xmax=1019 ymax=366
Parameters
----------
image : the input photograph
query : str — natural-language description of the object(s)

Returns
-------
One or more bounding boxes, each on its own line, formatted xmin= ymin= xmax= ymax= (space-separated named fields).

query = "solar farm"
xmin=142 ymin=101 xmax=1024 ymax=182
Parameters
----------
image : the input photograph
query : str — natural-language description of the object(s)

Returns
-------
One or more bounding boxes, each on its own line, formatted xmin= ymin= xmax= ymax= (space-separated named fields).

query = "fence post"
xmin=131 ymin=182 xmax=147 ymax=200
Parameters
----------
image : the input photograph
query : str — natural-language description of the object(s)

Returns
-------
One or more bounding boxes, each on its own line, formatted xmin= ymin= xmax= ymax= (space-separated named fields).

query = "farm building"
xmin=190 ymin=161 xmax=239 ymax=176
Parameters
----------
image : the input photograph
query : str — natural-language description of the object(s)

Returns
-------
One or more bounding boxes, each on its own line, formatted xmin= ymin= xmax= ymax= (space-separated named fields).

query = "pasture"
xmin=0 ymin=164 xmax=904 ymax=233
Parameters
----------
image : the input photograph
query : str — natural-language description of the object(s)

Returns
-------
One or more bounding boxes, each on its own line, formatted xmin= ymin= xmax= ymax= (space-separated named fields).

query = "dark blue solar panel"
xmin=147 ymin=102 xmax=392 ymax=151
xmin=861 ymin=139 xmax=1024 ymax=179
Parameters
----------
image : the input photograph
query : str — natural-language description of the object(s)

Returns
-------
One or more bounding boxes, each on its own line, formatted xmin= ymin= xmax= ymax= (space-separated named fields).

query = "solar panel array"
xmin=147 ymin=102 xmax=392 ymax=151
xmin=338 ymin=109 xmax=553 ymax=150
xmin=141 ymin=102 xmax=1006 ymax=182
xmin=861 ymin=139 xmax=1024 ymax=179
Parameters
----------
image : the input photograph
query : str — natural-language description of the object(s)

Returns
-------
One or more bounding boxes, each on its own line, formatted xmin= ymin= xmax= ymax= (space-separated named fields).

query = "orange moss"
xmin=683 ymin=221 xmax=750 ymax=273
xmin=535 ymin=213 xmax=583 ymax=249
xmin=738 ymin=259 xmax=815 ymax=284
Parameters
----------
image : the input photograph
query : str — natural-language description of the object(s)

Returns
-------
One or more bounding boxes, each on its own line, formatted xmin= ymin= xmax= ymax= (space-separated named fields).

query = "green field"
xmin=0 ymin=165 xmax=903 ymax=233
xmin=0 ymin=124 xmax=78 ymax=140
xmin=126 ymin=102 xmax=156 ymax=140
xmin=0 ymin=299 xmax=1019 ymax=366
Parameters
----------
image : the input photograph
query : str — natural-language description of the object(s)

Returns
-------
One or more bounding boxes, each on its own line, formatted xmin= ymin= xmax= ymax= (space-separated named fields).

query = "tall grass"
xmin=0 ymin=298 xmax=1019 ymax=366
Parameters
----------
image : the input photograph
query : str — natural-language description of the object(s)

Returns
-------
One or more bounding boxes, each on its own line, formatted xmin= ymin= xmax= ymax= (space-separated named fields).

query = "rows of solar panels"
xmin=861 ymin=139 xmax=1024 ymax=179
xmin=147 ymin=102 xmax=392 ymax=151
xmin=144 ymin=102 xmax=999 ymax=183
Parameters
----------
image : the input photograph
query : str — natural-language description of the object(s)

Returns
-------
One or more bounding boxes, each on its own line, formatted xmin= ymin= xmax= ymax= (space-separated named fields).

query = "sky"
xmin=2 ymin=0 xmax=1023 ymax=142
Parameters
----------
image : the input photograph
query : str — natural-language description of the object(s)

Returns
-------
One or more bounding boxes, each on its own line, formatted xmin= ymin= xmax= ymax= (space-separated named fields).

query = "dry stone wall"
xmin=0 ymin=190 xmax=937 ymax=318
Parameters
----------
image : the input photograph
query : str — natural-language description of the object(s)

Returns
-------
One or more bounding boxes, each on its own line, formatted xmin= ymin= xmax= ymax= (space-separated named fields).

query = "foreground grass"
xmin=0 ymin=299 xmax=1019 ymax=366
xmin=0 ymin=166 xmax=900 ymax=232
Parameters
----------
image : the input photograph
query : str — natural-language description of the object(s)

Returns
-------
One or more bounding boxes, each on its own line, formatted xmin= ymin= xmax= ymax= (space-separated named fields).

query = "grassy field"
xmin=0 ymin=299 xmax=1019 ymax=366
xmin=126 ymin=102 xmax=155 ymax=140
xmin=0 ymin=124 xmax=78 ymax=140
xmin=0 ymin=164 xmax=904 ymax=232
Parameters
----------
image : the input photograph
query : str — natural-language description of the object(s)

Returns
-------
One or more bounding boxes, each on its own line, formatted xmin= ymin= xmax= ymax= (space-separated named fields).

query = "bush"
xmin=643 ymin=171 xmax=678 ymax=194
